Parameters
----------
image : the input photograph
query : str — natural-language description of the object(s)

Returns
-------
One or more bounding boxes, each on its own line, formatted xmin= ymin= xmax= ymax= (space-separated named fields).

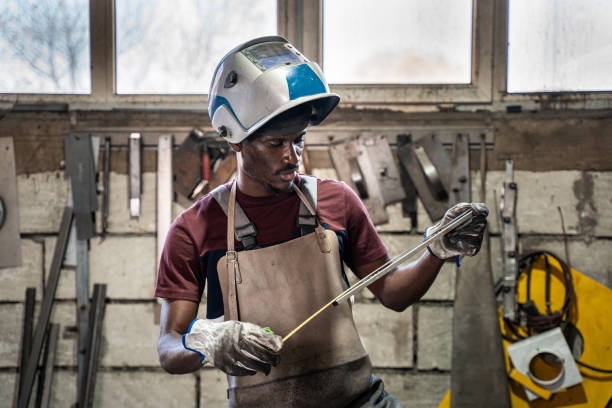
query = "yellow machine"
xmin=439 ymin=252 xmax=612 ymax=407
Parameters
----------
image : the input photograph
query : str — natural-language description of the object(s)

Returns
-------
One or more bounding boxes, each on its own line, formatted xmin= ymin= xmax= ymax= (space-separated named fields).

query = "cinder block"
xmin=0 ymin=372 xmax=17 ymax=407
xmin=353 ymin=303 xmax=413 ymax=368
xmin=200 ymin=368 xmax=229 ymax=408
xmin=18 ymin=172 xmax=68 ymax=233
xmin=101 ymin=303 xmax=159 ymax=367
xmin=373 ymin=371 xmax=450 ymax=407
xmin=44 ymin=236 xmax=156 ymax=300
xmin=95 ymin=371 xmax=196 ymax=408
xmin=591 ymin=172 xmax=612 ymax=237
xmin=90 ymin=236 xmax=156 ymax=299
xmin=49 ymin=370 xmax=77 ymax=408
xmin=0 ymin=304 xmax=22 ymax=367
xmin=520 ymin=237 xmax=612 ymax=288
xmin=0 ymin=239 xmax=43 ymax=301
xmin=422 ymin=263 xmax=456 ymax=301
xmin=473 ymin=170 xmax=582 ymax=235
xmin=417 ymin=305 xmax=453 ymax=370
xmin=378 ymin=233 xmax=455 ymax=301
xmin=97 ymin=172 xmax=157 ymax=233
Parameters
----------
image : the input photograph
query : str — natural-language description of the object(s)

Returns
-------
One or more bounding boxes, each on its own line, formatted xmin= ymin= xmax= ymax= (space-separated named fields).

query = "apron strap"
xmin=293 ymin=182 xmax=331 ymax=253
xmin=297 ymin=175 xmax=317 ymax=235
xmin=226 ymin=181 xmax=241 ymax=321
xmin=211 ymin=182 xmax=258 ymax=250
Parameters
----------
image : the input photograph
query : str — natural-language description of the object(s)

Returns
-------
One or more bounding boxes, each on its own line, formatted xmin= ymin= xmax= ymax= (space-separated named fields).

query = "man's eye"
xmin=268 ymin=139 xmax=282 ymax=147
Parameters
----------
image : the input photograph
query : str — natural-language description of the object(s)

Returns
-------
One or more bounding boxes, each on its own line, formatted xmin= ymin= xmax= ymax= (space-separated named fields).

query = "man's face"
xmin=237 ymin=130 xmax=305 ymax=195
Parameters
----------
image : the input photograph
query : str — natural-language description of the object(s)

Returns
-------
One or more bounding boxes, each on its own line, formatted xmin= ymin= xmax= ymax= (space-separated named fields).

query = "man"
xmin=155 ymin=36 xmax=488 ymax=407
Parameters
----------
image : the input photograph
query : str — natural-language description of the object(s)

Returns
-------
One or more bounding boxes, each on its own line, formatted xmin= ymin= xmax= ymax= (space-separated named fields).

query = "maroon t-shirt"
xmin=154 ymin=175 xmax=387 ymax=319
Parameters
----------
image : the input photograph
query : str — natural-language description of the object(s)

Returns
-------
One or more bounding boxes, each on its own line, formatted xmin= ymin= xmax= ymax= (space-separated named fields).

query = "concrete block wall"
xmin=1 ymin=163 xmax=611 ymax=408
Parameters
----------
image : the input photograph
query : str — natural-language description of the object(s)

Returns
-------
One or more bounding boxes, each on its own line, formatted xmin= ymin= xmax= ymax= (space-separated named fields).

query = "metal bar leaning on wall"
xmin=12 ymin=288 xmax=36 ymax=408
xmin=17 ymin=207 xmax=73 ymax=408
xmin=37 ymin=323 xmax=60 ymax=408
xmin=78 ymin=283 xmax=107 ymax=408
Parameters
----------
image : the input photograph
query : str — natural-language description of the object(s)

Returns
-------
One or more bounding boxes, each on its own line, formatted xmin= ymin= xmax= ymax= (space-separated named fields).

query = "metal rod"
xmin=102 ymin=137 xmax=111 ymax=235
xmin=282 ymin=209 xmax=473 ymax=342
xmin=18 ymin=207 xmax=73 ymax=408
xmin=13 ymin=288 xmax=36 ymax=407
xmin=38 ymin=324 xmax=59 ymax=408
xmin=78 ymin=284 xmax=107 ymax=408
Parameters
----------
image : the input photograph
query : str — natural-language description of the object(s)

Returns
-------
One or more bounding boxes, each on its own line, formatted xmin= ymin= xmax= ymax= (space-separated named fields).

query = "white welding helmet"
xmin=208 ymin=36 xmax=340 ymax=143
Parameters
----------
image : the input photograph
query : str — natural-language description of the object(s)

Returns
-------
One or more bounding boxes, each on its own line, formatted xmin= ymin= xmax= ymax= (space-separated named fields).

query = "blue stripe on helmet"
xmin=285 ymin=64 xmax=327 ymax=100
xmin=209 ymin=95 xmax=247 ymax=129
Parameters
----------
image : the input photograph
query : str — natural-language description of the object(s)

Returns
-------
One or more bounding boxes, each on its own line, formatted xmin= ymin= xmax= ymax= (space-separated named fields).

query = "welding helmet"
xmin=208 ymin=36 xmax=340 ymax=144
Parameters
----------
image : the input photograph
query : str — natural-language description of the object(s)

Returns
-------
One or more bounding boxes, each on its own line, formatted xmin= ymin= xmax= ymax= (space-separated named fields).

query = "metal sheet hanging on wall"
xmin=329 ymin=136 xmax=392 ymax=225
xmin=397 ymin=135 xmax=449 ymax=222
xmin=0 ymin=137 xmax=22 ymax=268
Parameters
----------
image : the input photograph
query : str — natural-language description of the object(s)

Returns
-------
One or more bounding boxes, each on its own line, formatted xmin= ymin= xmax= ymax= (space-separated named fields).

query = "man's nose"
xmin=282 ymin=141 xmax=300 ymax=164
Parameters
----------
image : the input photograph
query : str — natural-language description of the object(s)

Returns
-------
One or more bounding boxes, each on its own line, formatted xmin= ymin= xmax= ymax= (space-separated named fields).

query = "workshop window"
xmin=507 ymin=0 xmax=612 ymax=93
xmin=322 ymin=0 xmax=473 ymax=84
xmin=0 ymin=0 xmax=91 ymax=94
xmin=115 ymin=0 xmax=277 ymax=94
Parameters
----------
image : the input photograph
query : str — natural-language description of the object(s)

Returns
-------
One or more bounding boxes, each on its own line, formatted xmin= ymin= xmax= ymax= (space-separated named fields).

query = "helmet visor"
xmin=242 ymin=41 xmax=307 ymax=71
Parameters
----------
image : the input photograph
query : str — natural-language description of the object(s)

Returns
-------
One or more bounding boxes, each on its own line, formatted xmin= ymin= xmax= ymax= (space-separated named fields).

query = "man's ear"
xmin=228 ymin=142 xmax=241 ymax=152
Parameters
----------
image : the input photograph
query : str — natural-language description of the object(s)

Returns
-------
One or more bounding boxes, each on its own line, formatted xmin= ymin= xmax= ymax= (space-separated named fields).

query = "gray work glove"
xmin=426 ymin=202 xmax=489 ymax=260
xmin=183 ymin=319 xmax=283 ymax=376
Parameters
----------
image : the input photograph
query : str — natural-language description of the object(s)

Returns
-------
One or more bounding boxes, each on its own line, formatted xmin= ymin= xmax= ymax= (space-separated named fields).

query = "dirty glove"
xmin=426 ymin=202 xmax=489 ymax=260
xmin=183 ymin=319 xmax=283 ymax=376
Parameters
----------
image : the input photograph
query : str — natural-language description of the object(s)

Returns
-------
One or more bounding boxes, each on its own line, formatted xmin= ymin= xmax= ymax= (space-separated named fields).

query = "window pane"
xmin=116 ymin=0 xmax=277 ymax=94
xmin=323 ymin=0 xmax=472 ymax=84
xmin=0 ymin=0 xmax=91 ymax=94
xmin=508 ymin=0 xmax=612 ymax=92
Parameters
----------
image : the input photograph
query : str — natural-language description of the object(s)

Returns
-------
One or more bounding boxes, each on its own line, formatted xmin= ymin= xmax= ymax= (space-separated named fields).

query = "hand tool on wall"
xmin=18 ymin=207 xmax=73 ymax=408
xmin=101 ymin=137 xmax=111 ymax=236
xmin=0 ymin=137 xmax=22 ymax=268
xmin=282 ymin=209 xmax=474 ymax=342
xmin=173 ymin=128 xmax=235 ymax=204
xmin=129 ymin=133 xmax=142 ymax=218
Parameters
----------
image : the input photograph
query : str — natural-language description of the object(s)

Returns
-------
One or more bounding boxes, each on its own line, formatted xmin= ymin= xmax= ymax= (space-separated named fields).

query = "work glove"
xmin=426 ymin=202 xmax=489 ymax=260
xmin=183 ymin=319 xmax=283 ymax=376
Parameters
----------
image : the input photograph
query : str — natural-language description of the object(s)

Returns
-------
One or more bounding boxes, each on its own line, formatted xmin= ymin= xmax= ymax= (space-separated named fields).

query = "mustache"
xmin=275 ymin=164 xmax=299 ymax=175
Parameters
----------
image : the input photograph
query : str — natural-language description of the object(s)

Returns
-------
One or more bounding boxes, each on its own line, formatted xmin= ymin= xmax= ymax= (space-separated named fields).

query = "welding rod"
xmin=282 ymin=209 xmax=474 ymax=343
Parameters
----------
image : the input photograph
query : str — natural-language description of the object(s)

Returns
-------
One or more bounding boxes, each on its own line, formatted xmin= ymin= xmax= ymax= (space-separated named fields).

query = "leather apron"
xmin=216 ymin=180 xmax=371 ymax=407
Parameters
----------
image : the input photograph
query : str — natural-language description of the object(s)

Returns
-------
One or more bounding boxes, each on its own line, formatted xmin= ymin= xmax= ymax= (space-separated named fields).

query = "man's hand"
xmin=183 ymin=319 xmax=283 ymax=376
xmin=426 ymin=202 xmax=489 ymax=260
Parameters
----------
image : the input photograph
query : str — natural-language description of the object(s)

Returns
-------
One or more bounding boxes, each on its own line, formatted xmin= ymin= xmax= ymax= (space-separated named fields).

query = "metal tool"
xmin=129 ymin=133 xmax=142 ymax=218
xmin=282 ymin=209 xmax=474 ymax=343
xmin=102 ymin=137 xmax=111 ymax=236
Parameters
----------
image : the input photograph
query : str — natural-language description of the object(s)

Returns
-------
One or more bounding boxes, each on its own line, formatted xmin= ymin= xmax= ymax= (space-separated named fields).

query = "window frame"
xmin=1 ymin=0 xmax=610 ymax=111
xmin=492 ymin=0 xmax=612 ymax=105
xmin=316 ymin=0 xmax=494 ymax=104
